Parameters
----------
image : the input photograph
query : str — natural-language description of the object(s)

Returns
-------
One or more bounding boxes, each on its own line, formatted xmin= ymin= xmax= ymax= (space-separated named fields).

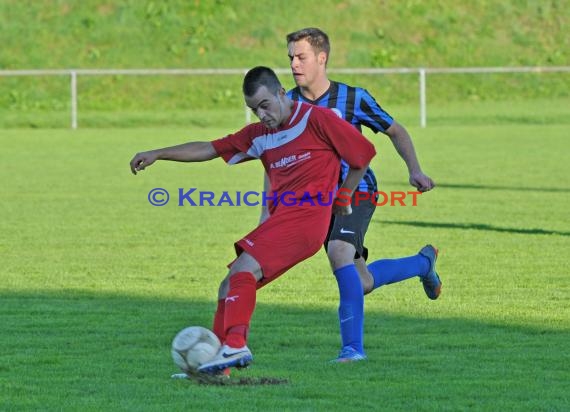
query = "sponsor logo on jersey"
xmin=269 ymin=152 xmax=312 ymax=169
xmin=270 ymin=154 xmax=297 ymax=169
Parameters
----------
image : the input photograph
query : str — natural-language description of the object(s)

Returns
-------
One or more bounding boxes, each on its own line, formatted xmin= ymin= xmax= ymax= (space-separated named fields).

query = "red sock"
xmin=212 ymin=298 xmax=225 ymax=342
xmin=224 ymin=272 xmax=257 ymax=348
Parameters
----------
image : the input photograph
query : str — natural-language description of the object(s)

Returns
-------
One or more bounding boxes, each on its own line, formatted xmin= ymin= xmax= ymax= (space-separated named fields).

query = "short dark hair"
xmin=242 ymin=66 xmax=283 ymax=97
xmin=286 ymin=27 xmax=330 ymax=62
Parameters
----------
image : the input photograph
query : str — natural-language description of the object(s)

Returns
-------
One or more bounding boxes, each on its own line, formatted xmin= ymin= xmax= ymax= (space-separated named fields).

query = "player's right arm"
xmin=130 ymin=141 xmax=218 ymax=174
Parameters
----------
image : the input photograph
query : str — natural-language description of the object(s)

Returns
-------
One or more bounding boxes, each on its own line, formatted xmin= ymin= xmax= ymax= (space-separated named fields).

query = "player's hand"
xmin=130 ymin=151 xmax=158 ymax=175
xmin=332 ymin=202 xmax=352 ymax=216
xmin=409 ymin=172 xmax=435 ymax=192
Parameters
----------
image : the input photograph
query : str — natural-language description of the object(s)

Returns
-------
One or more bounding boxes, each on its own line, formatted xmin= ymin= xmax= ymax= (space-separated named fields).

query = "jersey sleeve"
xmin=354 ymin=88 xmax=394 ymax=133
xmin=211 ymin=124 xmax=261 ymax=165
xmin=314 ymin=107 xmax=376 ymax=169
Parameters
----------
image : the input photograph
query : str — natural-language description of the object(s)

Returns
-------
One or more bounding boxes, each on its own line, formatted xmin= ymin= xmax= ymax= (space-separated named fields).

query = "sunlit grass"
xmin=0 ymin=119 xmax=568 ymax=410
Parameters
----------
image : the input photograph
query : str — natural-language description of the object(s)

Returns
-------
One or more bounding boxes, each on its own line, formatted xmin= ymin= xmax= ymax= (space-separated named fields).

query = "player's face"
xmin=245 ymin=86 xmax=286 ymax=129
xmin=288 ymin=39 xmax=326 ymax=88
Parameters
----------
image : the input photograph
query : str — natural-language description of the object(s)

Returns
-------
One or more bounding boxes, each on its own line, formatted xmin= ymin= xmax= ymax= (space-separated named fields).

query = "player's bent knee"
xmin=362 ymin=278 xmax=374 ymax=295
xmin=355 ymin=258 xmax=374 ymax=294
xmin=228 ymin=252 xmax=263 ymax=281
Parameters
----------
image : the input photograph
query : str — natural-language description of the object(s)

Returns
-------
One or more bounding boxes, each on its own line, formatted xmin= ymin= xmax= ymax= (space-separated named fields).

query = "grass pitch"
xmin=0 ymin=113 xmax=569 ymax=411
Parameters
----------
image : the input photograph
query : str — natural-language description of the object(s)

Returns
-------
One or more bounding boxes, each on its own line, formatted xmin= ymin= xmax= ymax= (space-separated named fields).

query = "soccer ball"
xmin=171 ymin=326 xmax=221 ymax=372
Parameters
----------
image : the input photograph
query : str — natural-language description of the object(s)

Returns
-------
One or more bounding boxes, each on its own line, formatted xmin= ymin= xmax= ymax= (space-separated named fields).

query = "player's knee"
xmin=354 ymin=258 xmax=374 ymax=294
xmin=228 ymin=252 xmax=263 ymax=281
xmin=327 ymin=240 xmax=356 ymax=270
xmin=362 ymin=276 xmax=374 ymax=294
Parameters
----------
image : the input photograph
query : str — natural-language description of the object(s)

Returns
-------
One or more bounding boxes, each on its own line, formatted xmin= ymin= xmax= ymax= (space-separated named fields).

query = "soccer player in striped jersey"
xmin=282 ymin=28 xmax=442 ymax=362
xmin=130 ymin=66 xmax=376 ymax=374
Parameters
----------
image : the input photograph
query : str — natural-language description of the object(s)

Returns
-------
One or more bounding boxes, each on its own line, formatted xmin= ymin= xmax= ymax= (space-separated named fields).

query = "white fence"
xmin=1 ymin=66 xmax=569 ymax=129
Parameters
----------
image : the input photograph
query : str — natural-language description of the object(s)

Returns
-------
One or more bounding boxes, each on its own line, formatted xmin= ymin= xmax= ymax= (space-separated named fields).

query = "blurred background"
xmin=0 ymin=0 xmax=568 ymax=128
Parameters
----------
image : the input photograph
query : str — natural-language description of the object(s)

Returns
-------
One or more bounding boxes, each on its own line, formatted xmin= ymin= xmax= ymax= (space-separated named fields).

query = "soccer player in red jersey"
xmin=129 ymin=66 xmax=376 ymax=373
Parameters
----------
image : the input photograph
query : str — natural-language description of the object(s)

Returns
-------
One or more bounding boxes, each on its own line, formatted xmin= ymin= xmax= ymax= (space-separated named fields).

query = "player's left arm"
xmin=385 ymin=121 xmax=435 ymax=192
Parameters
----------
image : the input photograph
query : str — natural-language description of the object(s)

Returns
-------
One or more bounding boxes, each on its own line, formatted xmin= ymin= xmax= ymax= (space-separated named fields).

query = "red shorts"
xmin=230 ymin=204 xmax=330 ymax=289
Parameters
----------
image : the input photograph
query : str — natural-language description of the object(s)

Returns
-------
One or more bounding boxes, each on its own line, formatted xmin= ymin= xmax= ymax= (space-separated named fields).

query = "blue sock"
xmin=368 ymin=254 xmax=430 ymax=290
xmin=333 ymin=264 xmax=364 ymax=354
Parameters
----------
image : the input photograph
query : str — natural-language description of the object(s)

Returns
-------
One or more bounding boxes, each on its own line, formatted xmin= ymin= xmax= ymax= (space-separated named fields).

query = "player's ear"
xmin=318 ymin=51 xmax=327 ymax=66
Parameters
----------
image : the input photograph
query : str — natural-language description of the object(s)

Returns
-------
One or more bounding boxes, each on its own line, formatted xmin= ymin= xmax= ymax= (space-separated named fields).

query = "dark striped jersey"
xmin=287 ymin=81 xmax=393 ymax=192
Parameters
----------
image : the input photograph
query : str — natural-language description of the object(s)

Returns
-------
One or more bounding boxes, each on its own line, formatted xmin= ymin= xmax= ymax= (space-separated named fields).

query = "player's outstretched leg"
xmin=366 ymin=245 xmax=442 ymax=299
xmin=418 ymin=244 xmax=442 ymax=300
xmin=199 ymin=271 xmax=257 ymax=374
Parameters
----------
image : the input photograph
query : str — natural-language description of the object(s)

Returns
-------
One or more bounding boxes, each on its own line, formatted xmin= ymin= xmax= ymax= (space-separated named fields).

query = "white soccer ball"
xmin=171 ymin=326 xmax=221 ymax=372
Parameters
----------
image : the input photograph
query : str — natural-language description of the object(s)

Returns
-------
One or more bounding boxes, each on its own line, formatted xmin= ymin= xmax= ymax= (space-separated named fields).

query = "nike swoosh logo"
xmin=340 ymin=228 xmax=355 ymax=234
xmin=222 ymin=350 xmax=249 ymax=358
xmin=340 ymin=316 xmax=354 ymax=323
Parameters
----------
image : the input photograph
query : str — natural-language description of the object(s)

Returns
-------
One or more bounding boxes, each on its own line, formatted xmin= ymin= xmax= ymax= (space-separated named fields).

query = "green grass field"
xmin=1 ymin=103 xmax=569 ymax=411
xmin=1 ymin=1 xmax=568 ymax=409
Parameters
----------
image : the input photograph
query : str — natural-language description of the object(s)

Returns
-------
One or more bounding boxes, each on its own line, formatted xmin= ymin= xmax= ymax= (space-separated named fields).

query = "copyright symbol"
xmin=148 ymin=188 xmax=169 ymax=206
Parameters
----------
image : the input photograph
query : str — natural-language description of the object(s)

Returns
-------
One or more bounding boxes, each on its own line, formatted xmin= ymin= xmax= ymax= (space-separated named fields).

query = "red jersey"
xmin=212 ymin=101 xmax=376 ymax=203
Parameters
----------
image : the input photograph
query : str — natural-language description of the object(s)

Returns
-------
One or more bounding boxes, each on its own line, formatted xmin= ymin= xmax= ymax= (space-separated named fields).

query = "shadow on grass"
xmin=377 ymin=219 xmax=570 ymax=237
xmin=434 ymin=182 xmax=570 ymax=194
xmin=381 ymin=181 xmax=570 ymax=194
xmin=1 ymin=290 xmax=567 ymax=409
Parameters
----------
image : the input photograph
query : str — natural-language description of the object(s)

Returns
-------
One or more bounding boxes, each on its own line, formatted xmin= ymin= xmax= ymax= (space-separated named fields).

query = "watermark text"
xmin=146 ymin=188 xmax=422 ymax=207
